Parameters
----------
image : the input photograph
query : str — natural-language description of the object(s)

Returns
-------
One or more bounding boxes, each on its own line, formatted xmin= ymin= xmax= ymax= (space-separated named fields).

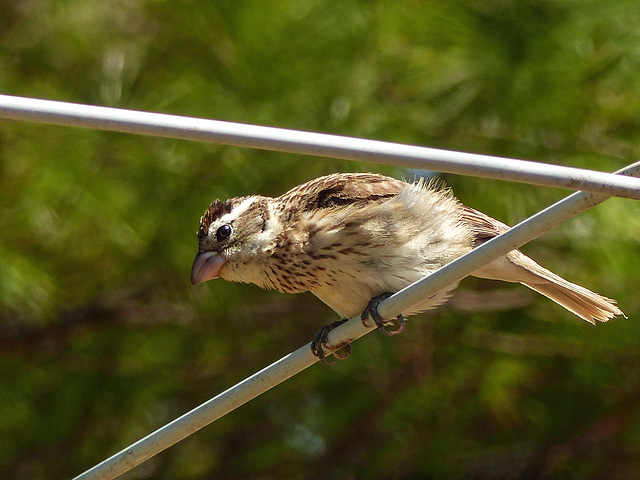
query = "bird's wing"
xmin=459 ymin=205 xmax=510 ymax=247
xmin=279 ymin=172 xmax=406 ymax=211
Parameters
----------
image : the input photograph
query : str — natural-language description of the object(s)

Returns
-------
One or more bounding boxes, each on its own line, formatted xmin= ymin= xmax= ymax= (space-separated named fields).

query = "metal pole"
xmin=1 ymin=94 xmax=640 ymax=199
xmin=73 ymin=160 xmax=640 ymax=480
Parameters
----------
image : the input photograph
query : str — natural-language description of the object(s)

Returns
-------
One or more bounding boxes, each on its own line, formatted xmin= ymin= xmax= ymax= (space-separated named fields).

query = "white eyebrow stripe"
xmin=216 ymin=196 xmax=258 ymax=227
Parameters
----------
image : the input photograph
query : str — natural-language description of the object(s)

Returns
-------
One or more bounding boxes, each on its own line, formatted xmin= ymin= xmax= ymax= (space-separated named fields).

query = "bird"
xmin=191 ymin=172 xmax=623 ymax=362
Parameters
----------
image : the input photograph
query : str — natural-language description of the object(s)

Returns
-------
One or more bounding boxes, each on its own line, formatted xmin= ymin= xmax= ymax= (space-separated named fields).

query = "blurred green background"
xmin=1 ymin=1 xmax=640 ymax=478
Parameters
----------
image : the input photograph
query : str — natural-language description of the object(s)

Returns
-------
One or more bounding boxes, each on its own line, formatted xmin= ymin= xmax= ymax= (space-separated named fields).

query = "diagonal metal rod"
xmin=1 ymin=94 xmax=640 ymax=199
xmin=73 ymin=160 xmax=640 ymax=480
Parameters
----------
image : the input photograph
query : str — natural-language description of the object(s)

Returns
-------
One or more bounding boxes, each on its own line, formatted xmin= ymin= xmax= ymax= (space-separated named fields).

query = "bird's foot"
xmin=311 ymin=318 xmax=352 ymax=365
xmin=361 ymin=293 xmax=406 ymax=337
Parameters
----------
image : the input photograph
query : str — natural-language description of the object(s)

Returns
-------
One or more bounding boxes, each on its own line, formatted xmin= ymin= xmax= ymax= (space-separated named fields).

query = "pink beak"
xmin=191 ymin=252 xmax=226 ymax=285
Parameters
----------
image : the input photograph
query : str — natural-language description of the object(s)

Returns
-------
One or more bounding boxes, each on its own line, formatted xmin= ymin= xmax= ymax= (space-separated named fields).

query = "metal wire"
xmin=72 ymin=160 xmax=640 ymax=480
xmin=1 ymin=93 xmax=640 ymax=199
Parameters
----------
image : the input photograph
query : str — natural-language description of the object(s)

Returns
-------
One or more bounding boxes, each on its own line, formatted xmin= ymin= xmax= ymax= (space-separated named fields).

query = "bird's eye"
xmin=216 ymin=224 xmax=232 ymax=241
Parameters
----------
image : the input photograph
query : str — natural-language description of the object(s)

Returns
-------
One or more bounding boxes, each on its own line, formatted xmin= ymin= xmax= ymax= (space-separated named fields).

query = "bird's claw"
xmin=311 ymin=318 xmax=351 ymax=365
xmin=361 ymin=293 xmax=406 ymax=337
xmin=310 ymin=292 xmax=406 ymax=364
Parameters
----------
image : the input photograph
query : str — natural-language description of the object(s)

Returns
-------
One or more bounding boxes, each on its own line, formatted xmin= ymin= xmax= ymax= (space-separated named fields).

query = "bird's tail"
xmin=473 ymin=251 xmax=624 ymax=324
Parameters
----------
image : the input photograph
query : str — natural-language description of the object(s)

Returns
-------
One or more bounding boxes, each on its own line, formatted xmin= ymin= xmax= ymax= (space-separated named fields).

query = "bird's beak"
xmin=191 ymin=251 xmax=226 ymax=285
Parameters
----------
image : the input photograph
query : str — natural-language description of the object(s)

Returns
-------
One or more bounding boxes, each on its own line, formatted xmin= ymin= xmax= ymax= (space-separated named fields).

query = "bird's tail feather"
xmin=473 ymin=251 xmax=624 ymax=324
xmin=521 ymin=280 xmax=622 ymax=325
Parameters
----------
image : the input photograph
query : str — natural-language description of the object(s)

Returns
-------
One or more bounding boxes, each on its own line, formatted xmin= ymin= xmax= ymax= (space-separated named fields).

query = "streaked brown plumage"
xmin=191 ymin=173 xmax=623 ymax=358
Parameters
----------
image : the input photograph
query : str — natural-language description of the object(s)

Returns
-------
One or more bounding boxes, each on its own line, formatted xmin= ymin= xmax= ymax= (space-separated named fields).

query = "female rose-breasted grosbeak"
xmin=191 ymin=173 xmax=623 ymax=360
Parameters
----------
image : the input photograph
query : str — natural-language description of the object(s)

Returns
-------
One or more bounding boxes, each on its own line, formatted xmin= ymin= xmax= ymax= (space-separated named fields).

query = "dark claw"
xmin=311 ymin=318 xmax=351 ymax=365
xmin=381 ymin=314 xmax=405 ymax=336
xmin=361 ymin=293 xmax=406 ymax=336
xmin=332 ymin=343 xmax=352 ymax=359
xmin=361 ymin=293 xmax=393 ymax=328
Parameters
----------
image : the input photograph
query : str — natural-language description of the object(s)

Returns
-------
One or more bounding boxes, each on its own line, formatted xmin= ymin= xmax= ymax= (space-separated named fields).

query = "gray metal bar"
xmin=1 ymin=94 xmax=640 ymax=199
xmin=73 ymin=160 xmax=639 ymax=480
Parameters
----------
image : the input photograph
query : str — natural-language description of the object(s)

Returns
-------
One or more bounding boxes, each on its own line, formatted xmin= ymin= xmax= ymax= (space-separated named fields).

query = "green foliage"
xmin=1 ymin=0 xmax=639 ymax=478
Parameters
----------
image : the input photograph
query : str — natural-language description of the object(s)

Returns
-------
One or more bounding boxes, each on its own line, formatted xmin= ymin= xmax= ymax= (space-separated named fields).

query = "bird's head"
xmin=191 ymin=195 xmax=278 ymax=286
